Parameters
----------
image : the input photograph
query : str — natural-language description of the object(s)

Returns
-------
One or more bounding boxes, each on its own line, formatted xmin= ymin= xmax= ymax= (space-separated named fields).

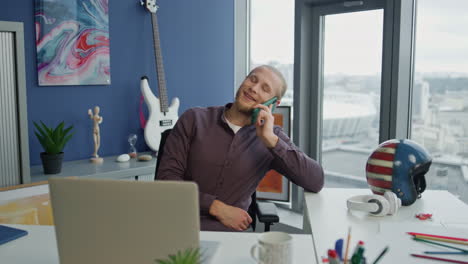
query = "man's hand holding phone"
xmin=253 ymin=102 xmax=279 ymax=148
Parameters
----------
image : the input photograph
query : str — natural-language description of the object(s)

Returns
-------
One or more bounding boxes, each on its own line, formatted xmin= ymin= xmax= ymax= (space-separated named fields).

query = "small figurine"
xmin=128 ymin=134 xmax=138 ymax=158
xmin=88 ymin=106 xmax=103 ymax=164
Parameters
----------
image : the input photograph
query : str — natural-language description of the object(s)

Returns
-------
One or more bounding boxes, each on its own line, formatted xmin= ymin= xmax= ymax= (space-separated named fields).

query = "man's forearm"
xmin=208 ymin=199 xmax=224 ymax=218
xmin=270 ymin=131 xmax=324 ymax=193
xmin=263 ymin=134 xmax=279 ymax=149
xmin=208 ymin=199 xmax=252 ymax=231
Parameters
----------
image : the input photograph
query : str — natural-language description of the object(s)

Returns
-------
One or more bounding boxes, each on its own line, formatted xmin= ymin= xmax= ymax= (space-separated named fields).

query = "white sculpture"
xmin=88 ymin=106 xmax=103 ymax=163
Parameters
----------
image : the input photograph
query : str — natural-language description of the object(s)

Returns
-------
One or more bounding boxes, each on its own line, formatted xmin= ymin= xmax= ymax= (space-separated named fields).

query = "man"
xmin=158 ymin=65 xmax=324 ymax=231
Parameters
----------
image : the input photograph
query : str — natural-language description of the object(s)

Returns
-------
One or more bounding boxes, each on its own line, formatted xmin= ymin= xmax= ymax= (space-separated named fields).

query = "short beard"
xmin=233 ymin=100 xmax=252 ymax=115
xmin=233 ymin=89 xmax=253 ymax=115
xmin=233 ymin=99 xmax=253 ymax=116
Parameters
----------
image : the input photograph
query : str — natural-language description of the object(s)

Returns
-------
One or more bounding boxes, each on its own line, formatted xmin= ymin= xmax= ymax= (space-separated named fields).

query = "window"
xmin=411 ymin=0 xmax=468 ymax=204
xmin=321 ymin=10 xmax=384 ymax=188
xmin=249 ymin=0 xmax=295 ymax=107
xmin=249 ymin=0 xmax=295 ymax=204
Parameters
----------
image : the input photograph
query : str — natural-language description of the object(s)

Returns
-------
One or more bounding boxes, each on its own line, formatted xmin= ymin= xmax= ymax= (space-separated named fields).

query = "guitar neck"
xmin=151 ymin=12 xmax=169 ymax=113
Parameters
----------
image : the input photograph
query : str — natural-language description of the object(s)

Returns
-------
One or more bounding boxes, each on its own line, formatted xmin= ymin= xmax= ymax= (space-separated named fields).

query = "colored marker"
xmin=328 ymin=249 xmax=340 ymax=264
xmin=335 ymin=238 xmax=344 ymax=261
xmin=351 ymin=241 xmax=365 ymax=264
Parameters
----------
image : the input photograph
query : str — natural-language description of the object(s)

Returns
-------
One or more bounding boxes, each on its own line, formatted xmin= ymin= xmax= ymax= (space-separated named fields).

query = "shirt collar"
xmin=219 ymin=103 xmax=233 ymax=126
xmin=220 ymin=103 xmax=256 ymax=130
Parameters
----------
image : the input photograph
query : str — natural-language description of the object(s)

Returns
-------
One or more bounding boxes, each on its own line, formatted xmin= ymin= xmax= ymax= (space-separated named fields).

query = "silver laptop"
xmin=49 ymin=178 xmax=200 ymax=264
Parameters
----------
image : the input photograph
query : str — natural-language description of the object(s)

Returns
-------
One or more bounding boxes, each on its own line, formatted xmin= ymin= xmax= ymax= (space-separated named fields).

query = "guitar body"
xmin=141 ymin=77 xmax=179 ymax=152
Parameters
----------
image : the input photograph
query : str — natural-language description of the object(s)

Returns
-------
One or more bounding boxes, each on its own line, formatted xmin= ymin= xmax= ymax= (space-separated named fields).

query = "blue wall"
xmin=0 ymin=0 xmax=234 ymax=165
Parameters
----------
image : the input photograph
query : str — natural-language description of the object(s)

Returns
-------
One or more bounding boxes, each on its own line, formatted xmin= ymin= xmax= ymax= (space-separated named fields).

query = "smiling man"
xmin=157 ymin=65 xmax=324 ymax=232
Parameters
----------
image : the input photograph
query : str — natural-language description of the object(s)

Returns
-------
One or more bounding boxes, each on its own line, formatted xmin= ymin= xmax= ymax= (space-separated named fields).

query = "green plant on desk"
xmin=155 ymin=248 xmax=202 ymax=264
xmin=33 ymin=121 xmax=74 ymax=174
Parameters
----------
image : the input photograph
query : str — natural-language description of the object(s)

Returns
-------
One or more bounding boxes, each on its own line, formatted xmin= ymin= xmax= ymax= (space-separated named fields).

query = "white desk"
xmin=0 ymin=224 xmax=316 ymax=264
xmin=303 ymin=188 xmax=468 ymax=264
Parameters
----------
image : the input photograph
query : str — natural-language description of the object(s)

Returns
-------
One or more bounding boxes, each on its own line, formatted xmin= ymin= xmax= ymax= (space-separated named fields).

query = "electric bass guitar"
xmin=140 ymin=0 xmax=179 ymax=152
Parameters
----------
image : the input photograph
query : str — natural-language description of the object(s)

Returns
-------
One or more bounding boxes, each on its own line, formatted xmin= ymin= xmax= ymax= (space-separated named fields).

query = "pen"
xmin=408 ymin=232 xmax=468 ymax=242
xmin=344 ymin=227 xmax=352 ymax=264
xmin=424 ymin=251 xmax=468 ymax=255
xmin=411 ymin=253 xmax=468 ymax=264
xmin=372 ymin=246 xmax=389 ymax=264
xmin=413 ymin=235 xmax=468 ymax=246
xmin=413 ymin=237 xmax=468 ymax=252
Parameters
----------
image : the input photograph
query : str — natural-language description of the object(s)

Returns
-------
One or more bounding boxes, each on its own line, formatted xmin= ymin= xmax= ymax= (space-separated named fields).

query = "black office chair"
xmin=154 ymin=129 xmax=279 ymax=232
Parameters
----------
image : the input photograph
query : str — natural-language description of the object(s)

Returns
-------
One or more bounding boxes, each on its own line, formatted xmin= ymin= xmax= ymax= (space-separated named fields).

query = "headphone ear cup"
xmin=384 ymin=191 xmax=401 ymax=215
xmin=347 ymin=195 xmax=380 ymax=215
xmin=367 ymin=195 xmax=389 ymax=216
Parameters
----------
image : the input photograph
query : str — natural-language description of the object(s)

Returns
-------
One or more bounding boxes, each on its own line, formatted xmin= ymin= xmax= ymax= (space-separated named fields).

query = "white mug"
xmin=250 ymin=231 xmax=292 ymax=264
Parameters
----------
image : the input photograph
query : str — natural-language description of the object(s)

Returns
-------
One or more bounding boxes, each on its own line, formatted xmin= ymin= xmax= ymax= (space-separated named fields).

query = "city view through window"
xmin=410 ymin=0 xmax=468 ymax=204
xmin=249 ymin=0 xmax=468 ymax=204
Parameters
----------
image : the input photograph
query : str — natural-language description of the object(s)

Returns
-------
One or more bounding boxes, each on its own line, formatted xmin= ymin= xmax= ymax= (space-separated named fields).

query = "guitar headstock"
xmin=141 ymin=0 xmax=158 ymax=13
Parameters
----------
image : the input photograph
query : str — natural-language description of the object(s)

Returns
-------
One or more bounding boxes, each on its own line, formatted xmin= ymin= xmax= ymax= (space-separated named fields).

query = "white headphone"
xmin=346 ymin=191 xmax=402 ymax=216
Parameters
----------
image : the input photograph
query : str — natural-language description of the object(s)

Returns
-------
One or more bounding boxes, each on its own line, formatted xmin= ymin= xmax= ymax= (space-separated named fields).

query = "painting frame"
xmin=34 ymin=0 xmax=111 ymax=86
xmin=256 ymin=105 xmax=292 ymax=202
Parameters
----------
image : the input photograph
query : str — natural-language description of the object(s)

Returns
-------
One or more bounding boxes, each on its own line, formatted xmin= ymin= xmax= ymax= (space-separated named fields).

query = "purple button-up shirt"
xmin=157 ymin=104 xmax=324 ymax=231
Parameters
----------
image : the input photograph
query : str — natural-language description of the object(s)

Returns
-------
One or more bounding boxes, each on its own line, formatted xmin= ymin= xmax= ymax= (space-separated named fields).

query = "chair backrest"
xmin=248 ymin=191 xmax=258 ymax=231
xmin=154 ymin=128 xmax=173 ymax=180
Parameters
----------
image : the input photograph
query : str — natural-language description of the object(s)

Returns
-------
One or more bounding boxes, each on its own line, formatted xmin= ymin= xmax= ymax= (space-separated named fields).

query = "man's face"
xmin=234 ymin=67 xmax=282 ymax=114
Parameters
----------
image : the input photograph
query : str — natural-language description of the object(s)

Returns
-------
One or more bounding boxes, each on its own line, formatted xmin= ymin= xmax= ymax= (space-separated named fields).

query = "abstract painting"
xmin=35 ymin=0 xmax=110 ymax=86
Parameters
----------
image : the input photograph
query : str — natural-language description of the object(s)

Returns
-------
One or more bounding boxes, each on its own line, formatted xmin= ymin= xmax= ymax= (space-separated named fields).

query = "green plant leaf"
xmin=154 ymin=248 xmax=201 ymax=264
xmin=33 ymin=122 xmax=47 ymax=141
xmin=40 ymin=121 xmax=52 ymax=135
xmin=52 ymin=122 xmax=64 ymax=144
xmin=63 ymin=125 xmax=74 ymax=137
xmin=58 ymin=133 xmax=74 ymax=152
xmin=33 ymin=121 xmax=74 ymax=154
xmin=45 ymin=136 xmax=58 ymax=154
xmin=34 ymin=131 xmax=47 ymax=151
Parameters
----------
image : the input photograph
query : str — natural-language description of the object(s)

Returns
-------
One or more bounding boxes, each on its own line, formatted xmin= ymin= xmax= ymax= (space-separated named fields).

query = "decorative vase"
xmin=40 ymin=152 xmax=64 ymax=174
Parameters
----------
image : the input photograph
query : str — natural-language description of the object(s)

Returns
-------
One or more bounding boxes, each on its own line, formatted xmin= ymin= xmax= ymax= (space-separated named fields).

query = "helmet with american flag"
xmin=366 ymin=139 xmax=432 ymax=206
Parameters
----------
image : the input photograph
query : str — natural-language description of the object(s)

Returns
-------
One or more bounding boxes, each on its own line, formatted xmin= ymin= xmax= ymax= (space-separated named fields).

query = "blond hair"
xmin=249 ymin=65 xmax=287 ymax=98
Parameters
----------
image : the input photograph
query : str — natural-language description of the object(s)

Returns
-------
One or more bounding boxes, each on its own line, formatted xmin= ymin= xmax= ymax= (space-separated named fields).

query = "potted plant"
xmin=33 ymin=121 xmax=74 ymax=174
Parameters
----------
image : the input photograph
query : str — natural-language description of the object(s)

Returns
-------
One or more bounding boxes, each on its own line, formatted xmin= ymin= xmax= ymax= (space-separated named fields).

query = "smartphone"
xmin=251 ymin=97 xmax=278 ymax=125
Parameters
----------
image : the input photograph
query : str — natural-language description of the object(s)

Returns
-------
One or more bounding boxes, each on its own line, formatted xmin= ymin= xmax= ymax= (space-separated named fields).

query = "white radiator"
xmin=0 ymin=31 xmax=21 ymax=187
xmin=0 ymin=21 xmax=30 ymax=187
